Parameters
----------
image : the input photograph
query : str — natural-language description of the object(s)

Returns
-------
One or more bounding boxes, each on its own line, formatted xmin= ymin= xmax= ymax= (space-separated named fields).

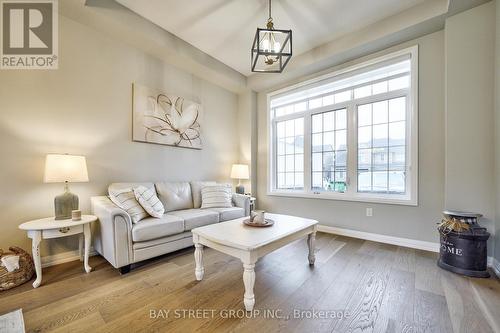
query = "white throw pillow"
xmin=190 ymin=181 xmax=216 ymax=208
xmin=134 ymin=186 xmax=165 ymax=218
xmin=201 ymin=184 xmax=232 ymax=209
xmin=109 ymin=188 xmax=149 ymax=223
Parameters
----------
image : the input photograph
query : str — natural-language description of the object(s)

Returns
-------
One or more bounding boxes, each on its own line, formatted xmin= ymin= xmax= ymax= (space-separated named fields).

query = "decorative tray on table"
xmin=242 ymin=218 xmax=275 ymax=227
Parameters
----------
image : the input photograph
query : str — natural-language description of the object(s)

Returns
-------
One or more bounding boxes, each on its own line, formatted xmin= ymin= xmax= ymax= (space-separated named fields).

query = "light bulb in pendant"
xmin=262 ymin=38 xmax=270 ymax=51
xmin=273 ymin=41 xmax=281 ymax=52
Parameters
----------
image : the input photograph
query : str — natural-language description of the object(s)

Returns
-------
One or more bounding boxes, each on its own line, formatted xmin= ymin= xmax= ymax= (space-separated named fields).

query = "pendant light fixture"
xmin=251 ymin=0 xmax=292 ymax=73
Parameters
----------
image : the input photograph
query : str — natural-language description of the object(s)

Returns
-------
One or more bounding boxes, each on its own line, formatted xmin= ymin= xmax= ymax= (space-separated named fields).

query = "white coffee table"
xmin=191 ymin=213 xmax=318 ymax=311
xmin=19 ymin=215 xmax=96 ymax=288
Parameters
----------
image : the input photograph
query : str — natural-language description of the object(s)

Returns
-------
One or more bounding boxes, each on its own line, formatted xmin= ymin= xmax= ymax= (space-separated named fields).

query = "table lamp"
xmin=44 ymin=154 xmax=89 ymax=220
xmin=230 ymin=164 xmax=249 ymax=194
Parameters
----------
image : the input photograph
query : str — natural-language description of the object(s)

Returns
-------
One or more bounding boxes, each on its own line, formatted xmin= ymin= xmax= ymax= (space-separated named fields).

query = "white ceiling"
xmin=115 ymin=0 xmax=427 ymax=76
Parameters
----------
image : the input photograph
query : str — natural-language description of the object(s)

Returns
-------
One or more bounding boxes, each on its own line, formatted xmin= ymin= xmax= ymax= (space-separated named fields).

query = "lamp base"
xmin=54 ymin=191 xmax=79 ymax=220
xmin=235 ymin=184 xmax=245 ymax=194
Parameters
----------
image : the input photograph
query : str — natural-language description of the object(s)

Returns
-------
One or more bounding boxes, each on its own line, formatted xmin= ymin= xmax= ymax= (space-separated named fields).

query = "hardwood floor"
xmin=1 ymin=233 xmax=499 ymax=333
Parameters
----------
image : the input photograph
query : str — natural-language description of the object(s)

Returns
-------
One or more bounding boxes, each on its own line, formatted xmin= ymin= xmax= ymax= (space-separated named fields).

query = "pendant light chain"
xmin=267 ymin=0 xmax=274 ymax=29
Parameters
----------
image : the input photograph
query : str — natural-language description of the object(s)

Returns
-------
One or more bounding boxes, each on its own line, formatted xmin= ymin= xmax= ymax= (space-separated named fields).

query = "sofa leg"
xmin=119 ymin=265 xmax=131 ymax=275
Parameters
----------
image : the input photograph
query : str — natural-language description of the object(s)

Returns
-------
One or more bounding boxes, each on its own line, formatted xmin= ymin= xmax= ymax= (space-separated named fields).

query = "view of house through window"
xmin=276 ymin=118 xmax=304 ymax=189
xmin=357 ymin=96 xmax=407 ymax=194
xmin=311 ymin=108 xmax=347 ymax=193
xmin=269 ymin=47 xmax=418 ymax=204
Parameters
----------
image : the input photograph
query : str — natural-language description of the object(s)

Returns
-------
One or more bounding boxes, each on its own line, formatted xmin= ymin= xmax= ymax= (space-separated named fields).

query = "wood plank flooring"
xmin=1 ymin=233 xmax=499 ymax=333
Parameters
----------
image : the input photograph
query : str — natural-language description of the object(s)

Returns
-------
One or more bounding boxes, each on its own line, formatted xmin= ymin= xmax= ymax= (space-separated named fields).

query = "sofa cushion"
xmin=131 ymin=214 xmax=184 ymax=242
xmin=169 ymin=209 xmax=219 ymax=231
xmin=109 ymin=182 xmax=155 ymax=193
xmin=155 ymin=182 xmax=193 ymax=212
xmin=206 ymin=207 xmax=245 ymax=221
xmin=133 ymin=231 xmax=192 ymax=250
xmin=190 ymin=181 xmax=216 ymax=208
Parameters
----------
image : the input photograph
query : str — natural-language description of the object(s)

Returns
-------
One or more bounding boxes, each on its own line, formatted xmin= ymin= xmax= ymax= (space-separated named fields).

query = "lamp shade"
xmin=44 ymin=154 xmax=89 ymax=183
xmin=230 ymin=164 xmax=249 ymax=180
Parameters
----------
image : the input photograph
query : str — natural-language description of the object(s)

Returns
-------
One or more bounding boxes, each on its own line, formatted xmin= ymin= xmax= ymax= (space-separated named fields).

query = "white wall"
xmin=256 ymin=31 xmax=445 ymax=244
xmin=0 ymin=14 xmax=238 ymax=255
xmin=444 ymin=2 xmax=496 ymax=237
xmin=236 ymin=91 xmax=257 ymax=195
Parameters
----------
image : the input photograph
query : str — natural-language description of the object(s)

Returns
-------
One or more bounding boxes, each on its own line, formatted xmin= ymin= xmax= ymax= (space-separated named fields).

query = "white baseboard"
xmin=487 ymin=256 xmax=493 ymax=268
xmin=41 ymin=247 xmax=97 ymax=268
xmin=318 ymin=225 xmax=500 ymax=275
xmin=318 ymin=224 xmax=440 ymax=252
xmin=491 ymin=257 xmax=500 ymax=278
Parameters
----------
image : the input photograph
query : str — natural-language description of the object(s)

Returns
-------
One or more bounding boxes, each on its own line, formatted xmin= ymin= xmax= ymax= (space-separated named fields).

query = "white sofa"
xmin=91 ymin=181 xmax=250 ymax=273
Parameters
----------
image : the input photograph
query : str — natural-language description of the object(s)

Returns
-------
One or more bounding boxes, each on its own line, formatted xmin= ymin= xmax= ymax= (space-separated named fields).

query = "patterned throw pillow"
xmin=201 ymin=184 xmax=233 ymax=209
xmin=134 ymin=186 xmax=165 ymax=218
xmin=109 ymin=188 xmax=149 ymax=223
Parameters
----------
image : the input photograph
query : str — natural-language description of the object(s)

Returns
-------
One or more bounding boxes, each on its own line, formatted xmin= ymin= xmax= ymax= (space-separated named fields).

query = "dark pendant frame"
xmin=251 ymin=27 xmax=292 ymax=73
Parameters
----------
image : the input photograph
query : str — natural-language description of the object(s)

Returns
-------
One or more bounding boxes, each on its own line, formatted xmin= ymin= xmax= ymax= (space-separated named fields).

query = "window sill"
xmin=266 ymin=190 xmax=418 ymax=206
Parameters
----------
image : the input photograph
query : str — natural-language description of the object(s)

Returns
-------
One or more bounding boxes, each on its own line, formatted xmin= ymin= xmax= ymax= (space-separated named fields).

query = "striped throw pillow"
xmin=201 ymin=184 xmax=233 ymax=209
xmin=134 ymin=186 xmax=164 ymax=218
xmin=109 ymin=188 xmax=148 ymax=223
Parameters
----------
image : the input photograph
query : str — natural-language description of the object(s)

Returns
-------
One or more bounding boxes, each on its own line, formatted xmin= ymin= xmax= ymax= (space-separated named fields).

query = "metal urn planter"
xmin=438 ymin=210 xmax=490 ymax=278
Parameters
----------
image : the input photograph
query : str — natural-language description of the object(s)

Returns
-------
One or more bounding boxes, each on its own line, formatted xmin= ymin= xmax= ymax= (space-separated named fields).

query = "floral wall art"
xmin=132 ymin=83 xmax=203 ymax=149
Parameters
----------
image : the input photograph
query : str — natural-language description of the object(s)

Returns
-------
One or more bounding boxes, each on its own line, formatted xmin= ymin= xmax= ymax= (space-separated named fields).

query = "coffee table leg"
xmin=243 ymin=263 xmax=256 ymax=311
xmin=308 ymin=232 xmax=316 ymax=265
xmin=194 ymin=243 xmax=204 ymax=280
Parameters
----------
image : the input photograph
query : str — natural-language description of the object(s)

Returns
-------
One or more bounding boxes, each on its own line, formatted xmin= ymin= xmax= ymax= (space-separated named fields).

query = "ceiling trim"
xmin=66 ymin=0 xmax=247 ymax=93
xmin=72 ymin=0 xmax=489 ymax=95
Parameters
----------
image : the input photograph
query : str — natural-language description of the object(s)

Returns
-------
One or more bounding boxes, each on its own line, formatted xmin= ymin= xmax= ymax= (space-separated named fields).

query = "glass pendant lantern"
xmin=251 ymin=0 xmax=292 ymax=73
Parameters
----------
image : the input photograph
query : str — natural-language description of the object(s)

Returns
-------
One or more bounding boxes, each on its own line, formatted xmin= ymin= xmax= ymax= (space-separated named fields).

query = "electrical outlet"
xmin=366 ymin=208 xmax=373 ymax=217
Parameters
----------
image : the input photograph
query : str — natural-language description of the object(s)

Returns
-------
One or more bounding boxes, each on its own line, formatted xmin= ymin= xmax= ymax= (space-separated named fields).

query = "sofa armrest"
xmin=232 ymin=193 xmax=250 ymax=216
xmin=91 ymin=196 xmax=133 ymax=268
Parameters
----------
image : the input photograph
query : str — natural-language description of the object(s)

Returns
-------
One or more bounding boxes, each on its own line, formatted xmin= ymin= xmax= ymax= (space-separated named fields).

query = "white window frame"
xmin=267 ymin=45 xmax=418 ymax=206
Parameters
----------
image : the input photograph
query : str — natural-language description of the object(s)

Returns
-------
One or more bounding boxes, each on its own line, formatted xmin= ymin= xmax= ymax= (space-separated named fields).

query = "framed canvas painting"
xmin=132 ymin=83 xmax=202 ymax=149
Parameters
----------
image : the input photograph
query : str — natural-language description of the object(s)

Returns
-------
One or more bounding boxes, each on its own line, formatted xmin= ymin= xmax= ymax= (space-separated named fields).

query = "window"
xmin=268 ymin=46 xmax=418 ymax=205
xmin=276 ymin=118 xmax=304 ymax=189
xmin=311 ymin=109 xmax=347 ymax=193
xmin=357 ymin=97 xmax=406 ymax=194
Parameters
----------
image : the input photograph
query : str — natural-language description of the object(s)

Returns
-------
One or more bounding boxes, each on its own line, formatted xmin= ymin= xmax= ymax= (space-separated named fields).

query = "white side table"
xmin=18 ymin=215 xmax=96 ymax=288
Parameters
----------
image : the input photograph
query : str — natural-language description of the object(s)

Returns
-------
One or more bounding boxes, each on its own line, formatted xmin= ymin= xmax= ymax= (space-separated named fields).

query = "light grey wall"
xmin=256 ymin=31 xmax=445 ymax=243
xmin=236 ymin=91 xmax=258 ymax=195
xmin=444 ymin=2 xmax=496 ymax=239
xmin=0 ymin=14 xmax=238 ymax=255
